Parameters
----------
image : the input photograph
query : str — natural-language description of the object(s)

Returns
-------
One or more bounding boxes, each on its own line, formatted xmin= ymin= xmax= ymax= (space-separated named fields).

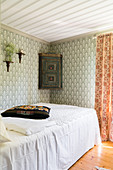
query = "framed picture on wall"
xmin=39 ymin=53 xmax=62 ymax=89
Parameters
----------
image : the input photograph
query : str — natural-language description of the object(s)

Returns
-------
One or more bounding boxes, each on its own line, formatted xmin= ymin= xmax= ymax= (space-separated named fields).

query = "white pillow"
xmin=0 ymin=115 xmax=11 ymax=143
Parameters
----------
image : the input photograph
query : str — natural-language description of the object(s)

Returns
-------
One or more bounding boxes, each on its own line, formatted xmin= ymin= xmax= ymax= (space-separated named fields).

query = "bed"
xmin=0 ymin=103 xmax=101 ymax=170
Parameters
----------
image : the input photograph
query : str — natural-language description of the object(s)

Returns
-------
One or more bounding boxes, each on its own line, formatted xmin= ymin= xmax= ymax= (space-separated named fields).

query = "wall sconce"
xmin=3 ymin=61 xmax=14 ymax=72
xmin=3 ymin=42 xmax=15 ymax=72
xmin=16 ymin=49 xmax=25 ymax=63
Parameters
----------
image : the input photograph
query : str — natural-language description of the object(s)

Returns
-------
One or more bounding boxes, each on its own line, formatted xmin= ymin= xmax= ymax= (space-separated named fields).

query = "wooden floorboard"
xmin=69 ymin=142 xmax=113 ymax=170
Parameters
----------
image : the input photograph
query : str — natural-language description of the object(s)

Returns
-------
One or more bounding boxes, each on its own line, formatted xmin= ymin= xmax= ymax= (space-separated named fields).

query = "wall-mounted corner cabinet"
xmin=39 ymin=53 xmax=62 ymax=89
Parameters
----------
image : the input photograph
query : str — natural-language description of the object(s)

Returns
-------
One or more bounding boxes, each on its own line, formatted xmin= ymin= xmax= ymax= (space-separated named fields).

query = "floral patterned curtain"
xmin=95 ymin=33 xmax=113 ymax=141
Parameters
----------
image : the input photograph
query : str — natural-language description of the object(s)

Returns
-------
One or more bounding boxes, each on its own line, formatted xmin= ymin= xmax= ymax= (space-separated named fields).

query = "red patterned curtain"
xmin=95 ymin=33 xmax=113 ymax=141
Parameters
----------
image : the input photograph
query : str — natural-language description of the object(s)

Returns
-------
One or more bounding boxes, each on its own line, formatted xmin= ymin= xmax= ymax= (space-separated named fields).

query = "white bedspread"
xmin=3 ymin=118 xmax=56 ymax=135
xmin=0 ymin=103 xmax=101 ymax=170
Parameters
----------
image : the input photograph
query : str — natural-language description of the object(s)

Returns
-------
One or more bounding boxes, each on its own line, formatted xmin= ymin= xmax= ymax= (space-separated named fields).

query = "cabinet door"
xmin=39 ymin=54 xmax=62 ymax=89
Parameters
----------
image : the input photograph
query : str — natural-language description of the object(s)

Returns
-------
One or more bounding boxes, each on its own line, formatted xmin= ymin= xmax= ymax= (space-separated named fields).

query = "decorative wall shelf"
xmin=39 ymin=53 xmax=62 ymax=89
xmin=16 ymin=52 xmax=25 ymax=63
xmin=3 ymin=61 xmax=14 ymax=72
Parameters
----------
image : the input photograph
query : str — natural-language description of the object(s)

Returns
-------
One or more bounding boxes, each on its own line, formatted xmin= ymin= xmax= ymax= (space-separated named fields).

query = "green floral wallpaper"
xmin=50 ymin=36 xmax=96 ymax=108
xmin=0 ymin=25 xmax=96 ymax=109
xmin=0 ymin=27 xmax=50 ymax=109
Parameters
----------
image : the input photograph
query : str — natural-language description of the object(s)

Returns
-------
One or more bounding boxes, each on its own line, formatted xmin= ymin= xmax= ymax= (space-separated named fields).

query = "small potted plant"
xmin=4 ymin=43 xmax=16 ymax=61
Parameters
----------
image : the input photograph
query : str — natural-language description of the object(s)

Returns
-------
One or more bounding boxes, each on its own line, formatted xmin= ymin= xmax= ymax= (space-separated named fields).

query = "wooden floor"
xmin=69 ymin=142 xmax=113 ymax=170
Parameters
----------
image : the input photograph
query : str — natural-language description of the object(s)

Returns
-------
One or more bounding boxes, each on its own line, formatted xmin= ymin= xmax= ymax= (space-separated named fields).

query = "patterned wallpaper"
xmin=0 ymin=26 xmax=50 ymax=109
xmin=0 ymin=25 xmax=96 ymax=109
xmin=50 ymin=36 xmax=96 ymax=108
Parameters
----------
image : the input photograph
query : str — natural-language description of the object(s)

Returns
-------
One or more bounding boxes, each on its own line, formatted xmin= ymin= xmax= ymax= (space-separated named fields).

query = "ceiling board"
xmin=1 ymin=0 xmax=113 ymax=42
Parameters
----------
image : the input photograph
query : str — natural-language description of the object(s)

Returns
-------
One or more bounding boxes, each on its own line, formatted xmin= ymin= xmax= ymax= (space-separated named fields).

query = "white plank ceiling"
xmin=1 ymin=0 xmax=113 ymax=42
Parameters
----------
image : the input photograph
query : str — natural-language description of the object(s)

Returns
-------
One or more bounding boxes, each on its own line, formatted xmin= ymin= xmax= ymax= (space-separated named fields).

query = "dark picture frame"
xmin=39 ymin=53 xmax=62 ymax=89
